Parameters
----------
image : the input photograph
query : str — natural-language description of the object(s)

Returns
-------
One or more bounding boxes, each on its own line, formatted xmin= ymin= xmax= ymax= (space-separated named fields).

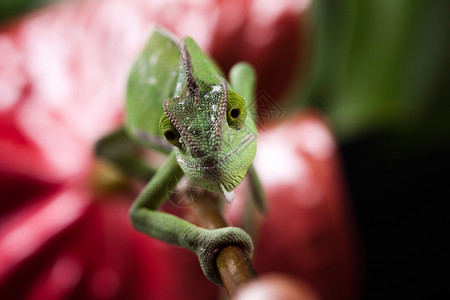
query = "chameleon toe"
xmin=194 ymin=227 xmax=254 ymax=286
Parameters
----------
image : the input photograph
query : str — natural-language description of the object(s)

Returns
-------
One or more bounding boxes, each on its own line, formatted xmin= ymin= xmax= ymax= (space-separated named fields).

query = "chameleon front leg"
xmin=247 ymin=164 xmax=267 ymax=213
xmin=230 ymin=63 xmax=267 ymax=213
xmin=95 ymin=127 xmax=156 ymax=181
xmin=129 ymin=150 xmax=254 ymax=286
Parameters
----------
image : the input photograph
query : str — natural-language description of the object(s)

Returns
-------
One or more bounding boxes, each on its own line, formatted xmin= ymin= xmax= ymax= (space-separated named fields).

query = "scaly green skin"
xmin=122 ymin=28 xmax=260 ymax=286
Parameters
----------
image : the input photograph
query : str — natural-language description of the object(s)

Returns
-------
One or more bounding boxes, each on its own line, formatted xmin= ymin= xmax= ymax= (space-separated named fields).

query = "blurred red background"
xmin=1 ymin=0 xmax=362 ymax=299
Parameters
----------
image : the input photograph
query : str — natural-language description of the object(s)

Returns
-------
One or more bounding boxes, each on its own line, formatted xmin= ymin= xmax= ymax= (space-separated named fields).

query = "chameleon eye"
xmin=159 ymin=114 xmax=182 ymax=148
xmin=230 ymin=108 xmax=240 ymax=118
xmin=227 ymin=91 xmax=247 ymax=130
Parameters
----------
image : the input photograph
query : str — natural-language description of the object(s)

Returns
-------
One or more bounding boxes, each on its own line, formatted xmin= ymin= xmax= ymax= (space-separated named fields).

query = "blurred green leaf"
xmin=301 ymin=0 xmax=450 ymax=151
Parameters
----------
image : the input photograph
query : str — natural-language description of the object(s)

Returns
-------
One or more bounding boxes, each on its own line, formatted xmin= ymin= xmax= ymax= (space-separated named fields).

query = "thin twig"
xmin=191 ymin=192 xmax=257 ymax=299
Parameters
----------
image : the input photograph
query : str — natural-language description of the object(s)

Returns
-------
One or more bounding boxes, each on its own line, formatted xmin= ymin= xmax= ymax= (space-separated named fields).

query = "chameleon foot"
xmin=191 ymin=227 xmax=254 ymax=286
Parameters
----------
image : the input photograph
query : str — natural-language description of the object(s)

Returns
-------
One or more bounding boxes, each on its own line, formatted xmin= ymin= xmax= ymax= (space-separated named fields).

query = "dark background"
xmin=342 ymin=136 xmax=448 ymax=299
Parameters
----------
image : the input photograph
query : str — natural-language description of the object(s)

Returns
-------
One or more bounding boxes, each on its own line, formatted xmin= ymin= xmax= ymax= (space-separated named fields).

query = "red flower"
xmin=253 ymin=113 xmax=360 ymax=300
xmin=0 ymin=1 xmax=359 ymax=299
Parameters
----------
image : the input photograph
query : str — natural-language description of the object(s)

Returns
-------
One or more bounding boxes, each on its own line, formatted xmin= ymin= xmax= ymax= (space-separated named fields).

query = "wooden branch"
xmin=192 ymin=192 xmax=257 ymax=299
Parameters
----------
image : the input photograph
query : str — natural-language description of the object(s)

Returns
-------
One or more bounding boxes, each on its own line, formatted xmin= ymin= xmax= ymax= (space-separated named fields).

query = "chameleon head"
xmin=159 ymin=82 xmax=257 ymax=202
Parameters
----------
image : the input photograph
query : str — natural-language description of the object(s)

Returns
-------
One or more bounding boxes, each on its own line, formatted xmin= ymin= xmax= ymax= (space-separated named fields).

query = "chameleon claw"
xmin=193 ymin=227 xmax=253 ymax=286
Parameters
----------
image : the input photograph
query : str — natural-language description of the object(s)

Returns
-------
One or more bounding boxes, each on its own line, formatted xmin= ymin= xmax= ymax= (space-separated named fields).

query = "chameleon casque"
xmin=96 ymin=28 xmax=265 ymax=286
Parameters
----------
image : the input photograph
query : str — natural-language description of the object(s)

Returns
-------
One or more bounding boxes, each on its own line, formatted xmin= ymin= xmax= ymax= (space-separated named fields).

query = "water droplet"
xmin=149 ymin=54 xmax=158 ymax=66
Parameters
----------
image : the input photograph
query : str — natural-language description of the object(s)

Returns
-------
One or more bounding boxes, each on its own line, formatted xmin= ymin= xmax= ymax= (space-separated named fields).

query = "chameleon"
xmin=95 ymin=28 xmax=265 ymax=286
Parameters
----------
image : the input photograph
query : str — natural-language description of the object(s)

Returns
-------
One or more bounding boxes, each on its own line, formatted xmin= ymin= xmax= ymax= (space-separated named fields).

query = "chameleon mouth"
xmin=176 ymin=134 xmax=256 ymax=170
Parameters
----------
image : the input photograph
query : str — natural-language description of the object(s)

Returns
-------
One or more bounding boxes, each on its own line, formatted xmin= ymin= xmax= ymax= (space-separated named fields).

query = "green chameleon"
xmin=96 ymin=28 xmax=265 ymax=286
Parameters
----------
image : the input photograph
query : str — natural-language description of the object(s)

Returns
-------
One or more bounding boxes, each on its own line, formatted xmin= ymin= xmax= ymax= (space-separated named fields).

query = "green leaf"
xmin=125 ymin=28 xmax=182 ymax=152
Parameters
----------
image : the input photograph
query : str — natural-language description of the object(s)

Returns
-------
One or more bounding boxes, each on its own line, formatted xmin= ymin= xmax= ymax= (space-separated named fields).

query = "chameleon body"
xmin=97 ymin=28 xmax=264 ymax=286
